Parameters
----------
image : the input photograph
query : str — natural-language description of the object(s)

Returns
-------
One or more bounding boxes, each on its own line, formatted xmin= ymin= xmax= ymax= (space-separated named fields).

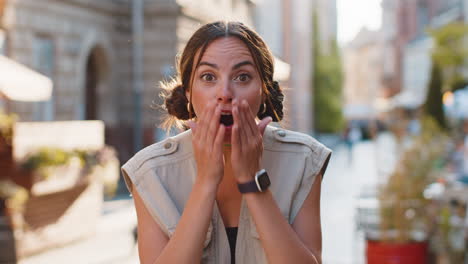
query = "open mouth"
xmin=220 ymin=113 xmax=233 ymax=126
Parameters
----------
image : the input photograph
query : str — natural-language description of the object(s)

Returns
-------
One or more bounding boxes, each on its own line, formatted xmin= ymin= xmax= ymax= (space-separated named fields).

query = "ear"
xmin=185 ymin=87 xmax=190 ymax=101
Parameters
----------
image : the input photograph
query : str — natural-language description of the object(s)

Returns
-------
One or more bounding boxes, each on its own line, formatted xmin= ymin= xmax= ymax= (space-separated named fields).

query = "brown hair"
xmin=162 ymin=21 xmax=284 ymax=129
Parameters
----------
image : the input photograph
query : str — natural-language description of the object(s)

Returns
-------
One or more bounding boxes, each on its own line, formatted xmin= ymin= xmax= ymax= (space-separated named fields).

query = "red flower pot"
xmin=366 ymin=240 xmax=428 ymax=264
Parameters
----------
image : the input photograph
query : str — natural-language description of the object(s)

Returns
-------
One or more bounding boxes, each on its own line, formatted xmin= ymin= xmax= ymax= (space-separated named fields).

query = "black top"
xmin=225 ymin=227 xmax=238 ymax=264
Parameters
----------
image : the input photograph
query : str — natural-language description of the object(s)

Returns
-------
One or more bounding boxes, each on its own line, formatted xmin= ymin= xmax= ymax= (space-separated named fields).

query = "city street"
xmin=19 ymin=199 xmax=139 ymax=264
xmin=322 ymin=133 xmax=397 ymax=264
xmin=19 ymin=133 xmax=398 ymax=264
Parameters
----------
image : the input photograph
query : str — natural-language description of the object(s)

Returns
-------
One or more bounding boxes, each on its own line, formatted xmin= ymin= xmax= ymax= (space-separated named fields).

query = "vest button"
xmin=277 ymin=130 xmax=286 ymax=137
xmin=164 ymin=142 xmax=172 ymax=149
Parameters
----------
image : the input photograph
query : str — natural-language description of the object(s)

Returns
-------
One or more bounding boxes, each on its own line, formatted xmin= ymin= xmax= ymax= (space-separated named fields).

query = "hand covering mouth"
xmin=220 ymin=113 xmax=233 ymax=126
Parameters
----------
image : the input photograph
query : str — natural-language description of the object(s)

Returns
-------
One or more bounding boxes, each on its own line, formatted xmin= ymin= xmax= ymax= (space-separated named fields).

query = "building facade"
xmin=342 ymin=28 xmax=384 ymax=120
xmin=380 ymin=0 xmax=444 ymax=100
xmin=0 ymin=0 xmax=254 ymax=161
xmin=383 ymin=0 xmax=464 ymax=108
xmin=253 ymin=0 xmax=336 ymax=134
xmin=381 ymin=0 xmax=465 ymax=109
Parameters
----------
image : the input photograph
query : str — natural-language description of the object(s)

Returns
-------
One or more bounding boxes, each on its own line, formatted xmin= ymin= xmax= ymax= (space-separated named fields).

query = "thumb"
xmin=257 ymin=116 xmax=272 ymax=136
xmin=187 ymin=120 xmax=197 ymax=133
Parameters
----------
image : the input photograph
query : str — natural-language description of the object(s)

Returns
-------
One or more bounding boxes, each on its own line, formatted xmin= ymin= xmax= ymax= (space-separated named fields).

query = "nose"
xmin=216 ymin=80 xmax=233 ymax=104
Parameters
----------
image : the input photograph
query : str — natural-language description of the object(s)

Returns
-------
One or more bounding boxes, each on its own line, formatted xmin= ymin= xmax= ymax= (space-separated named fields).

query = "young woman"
xmin=122 ymin=21 xmax=332 ymax=264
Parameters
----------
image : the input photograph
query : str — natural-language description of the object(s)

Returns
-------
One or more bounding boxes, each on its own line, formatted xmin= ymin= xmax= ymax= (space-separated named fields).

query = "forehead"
xmin=199 ymin=37 xmax=253 ymax=64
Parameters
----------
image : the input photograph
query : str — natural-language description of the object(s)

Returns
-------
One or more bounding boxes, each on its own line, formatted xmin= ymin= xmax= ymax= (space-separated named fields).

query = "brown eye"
xmin=201 ymin=73 xmax=216 ymax=82
xmin=234 ymin=73 xmax=251 ymax=82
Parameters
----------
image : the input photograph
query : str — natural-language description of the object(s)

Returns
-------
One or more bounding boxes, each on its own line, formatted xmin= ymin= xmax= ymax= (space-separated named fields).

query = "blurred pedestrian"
xmin=345 ymin=122 xmax=361 ymax=165
xmin=122 ymin=21 xmax=332 ymax=264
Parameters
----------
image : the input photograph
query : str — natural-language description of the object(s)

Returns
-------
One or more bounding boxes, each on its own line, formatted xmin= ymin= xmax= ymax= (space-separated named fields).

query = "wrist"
xmin=236 ymin=173 xmax=254 ymax=184
xmin=237 ymin=169 xmax=271 ymax=194
xmin=194 ymin=178 xmax=219 ymax=196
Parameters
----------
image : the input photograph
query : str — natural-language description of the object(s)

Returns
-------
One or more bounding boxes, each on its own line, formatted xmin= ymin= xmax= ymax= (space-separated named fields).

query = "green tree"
xmin=312 ymin=11 xmax=344 ymax=133
xmin=429 ymin=23 xmax=468 ymax=92
xmin=424 ymin=64 xmax=446 ymax=129
xmin=423 ymin=23 xmax=468 ymax=129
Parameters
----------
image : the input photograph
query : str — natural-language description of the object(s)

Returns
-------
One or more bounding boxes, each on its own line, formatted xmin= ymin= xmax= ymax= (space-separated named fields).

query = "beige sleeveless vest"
xmin=122 ymin=125 xmax=332 ymax=263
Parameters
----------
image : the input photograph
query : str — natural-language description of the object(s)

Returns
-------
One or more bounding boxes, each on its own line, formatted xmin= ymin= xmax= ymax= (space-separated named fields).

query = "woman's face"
xmin=187 ymin=37 xmax=263 ymax=138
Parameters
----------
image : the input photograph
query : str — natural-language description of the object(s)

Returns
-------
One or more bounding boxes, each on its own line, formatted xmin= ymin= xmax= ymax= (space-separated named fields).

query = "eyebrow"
xmin=197 ymin=60 xmax=255 ymax=70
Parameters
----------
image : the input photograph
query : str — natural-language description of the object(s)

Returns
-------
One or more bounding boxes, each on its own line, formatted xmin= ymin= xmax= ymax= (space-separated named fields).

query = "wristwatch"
xmin=237 ymin=169 xmax=271 ymax=193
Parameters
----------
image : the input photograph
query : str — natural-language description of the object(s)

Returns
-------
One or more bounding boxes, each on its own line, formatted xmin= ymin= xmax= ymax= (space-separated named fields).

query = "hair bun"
xmin=165 ymin=84 xmax=190 ymax=120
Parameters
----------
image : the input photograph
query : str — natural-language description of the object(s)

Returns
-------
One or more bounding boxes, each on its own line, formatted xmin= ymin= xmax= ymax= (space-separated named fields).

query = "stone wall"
xmin=2 ymin=0 xmax=130 ymax=124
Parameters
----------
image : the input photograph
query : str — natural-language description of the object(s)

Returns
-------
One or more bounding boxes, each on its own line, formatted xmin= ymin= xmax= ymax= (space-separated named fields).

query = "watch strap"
xmin=237 ymin=180 xmax=260 ymax=193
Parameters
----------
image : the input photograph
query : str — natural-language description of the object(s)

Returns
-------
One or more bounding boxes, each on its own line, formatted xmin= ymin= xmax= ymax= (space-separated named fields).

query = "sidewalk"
xmin=18 ymin=133 xmax=399 ymax=264
xmin=321 ymin=132 xmax=398 ymax=264
xmin=19 ymin=199 xmax=139 ymax=264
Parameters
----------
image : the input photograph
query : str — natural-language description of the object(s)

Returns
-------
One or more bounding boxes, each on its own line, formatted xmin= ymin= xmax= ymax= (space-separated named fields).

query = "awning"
xmin=344 ymin=104 xmax=376 ymax=119
xmin=0 ymin=55 xmax=53 ymax=102
xmin=390 ymin=90 xmax=425 ymax=109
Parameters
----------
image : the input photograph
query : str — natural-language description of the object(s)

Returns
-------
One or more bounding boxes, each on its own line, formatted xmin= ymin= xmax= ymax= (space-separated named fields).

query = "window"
xmin=0 ymin=29 xmax=5 ymax=55
xmin=417 ymin=1 xmax=429 ymax=34
xmin=33 ymin=35 xmax=55 ymax=121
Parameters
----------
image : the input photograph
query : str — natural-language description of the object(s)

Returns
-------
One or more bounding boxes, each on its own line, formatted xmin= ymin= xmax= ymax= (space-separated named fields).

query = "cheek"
xmin=190 ymin=87 xmax=215 ymax=116
xmin=237 ymin=88 xmax=262 ymax=114
xmin=250 ymin=95 xmax=262 ymax=115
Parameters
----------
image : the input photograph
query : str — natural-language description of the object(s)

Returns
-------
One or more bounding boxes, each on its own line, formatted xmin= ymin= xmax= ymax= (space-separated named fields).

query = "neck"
xmin=223 ymin=145 xmax=233 ymax=176
xmin=223 ymin=144 xmax=232 ymax=163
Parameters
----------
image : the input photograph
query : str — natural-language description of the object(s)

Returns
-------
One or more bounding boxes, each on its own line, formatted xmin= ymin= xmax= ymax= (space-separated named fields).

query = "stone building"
xmin=0 ymin=0 xmax=255 ymax=161
xmin=380 ymin=0 xmax=466 ymax=109
xmin=342 ymin=28 xmax=384 ymax=120
xmin=380 ymin=0 xmax=467 ymax=109
xmin=255 ymin=0 xmax=337 ymax=133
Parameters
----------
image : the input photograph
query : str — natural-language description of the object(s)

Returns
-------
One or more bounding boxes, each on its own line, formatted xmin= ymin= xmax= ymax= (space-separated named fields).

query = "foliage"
xmin=21 ymin=146 xmax=117 ymax=180
xmin=0 ymin=180 xmax=28 ymax=212
xmin=423 ymin=64 xmax=446 ymax=129
xmin=0 ymin=111 xmax=17 ymax=145
xmin=21 ymin=148 xmax=73 ymax=172
xmin=429 ymin=22 xmax=468 ymax=92
xmin=19 ymin=146 xmax=119 ymax=198
xmin=312 ymin=11 xmax=344 ymax=133
xmin=379 ymin=117 xmax=449 ymax=243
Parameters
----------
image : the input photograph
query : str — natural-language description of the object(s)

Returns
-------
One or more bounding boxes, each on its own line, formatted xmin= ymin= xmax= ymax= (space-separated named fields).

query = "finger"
xmin=257 ymin=116 xmax=272 ymax=136
xmin=187 ymin=120 xmax=197 ymax=134
xmin=195 ymin=102 xmax=209 ymax=138
xmin=214 ymin=124 xmax=225 ymax=155
xmin=242 ymin=100 xmax=258 ymax=137
xmin=232 ymin=102 xmax=242 ymax=153
xmin=199 ymin=101 xmax=217 ymax=141
xmin=238 ymin=102 xmax=250 ymax=148
xmin=207 ymin=104 xmax=221 ymax=144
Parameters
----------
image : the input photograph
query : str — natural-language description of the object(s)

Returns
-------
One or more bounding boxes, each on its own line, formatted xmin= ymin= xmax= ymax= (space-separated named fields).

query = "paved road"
xmin=321 ymin=133 xmax=398 ymax=264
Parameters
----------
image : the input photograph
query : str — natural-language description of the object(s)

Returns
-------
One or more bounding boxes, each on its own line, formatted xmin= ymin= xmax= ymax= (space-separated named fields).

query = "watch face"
xmin=257 ymin=171 xmax=271 ymax=190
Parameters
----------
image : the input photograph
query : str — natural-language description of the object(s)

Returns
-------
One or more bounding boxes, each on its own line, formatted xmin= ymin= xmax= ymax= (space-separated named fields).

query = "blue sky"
xmin=337 ymin=0 xmax=383 ymax=44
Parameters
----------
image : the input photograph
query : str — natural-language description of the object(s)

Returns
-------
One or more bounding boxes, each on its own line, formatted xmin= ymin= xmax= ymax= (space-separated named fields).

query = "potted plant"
xmin=366 ymin=117 xmax=449 ymax=264
xmin=0 ymin=180 xmax=28 ymax=228
xmin=11 ymin=146 xmax=119 ymax=196
xmin=0 ymin=111 xmax=16 ymax=177
xmin=0 ymin=180 xmax=28 ymax=263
